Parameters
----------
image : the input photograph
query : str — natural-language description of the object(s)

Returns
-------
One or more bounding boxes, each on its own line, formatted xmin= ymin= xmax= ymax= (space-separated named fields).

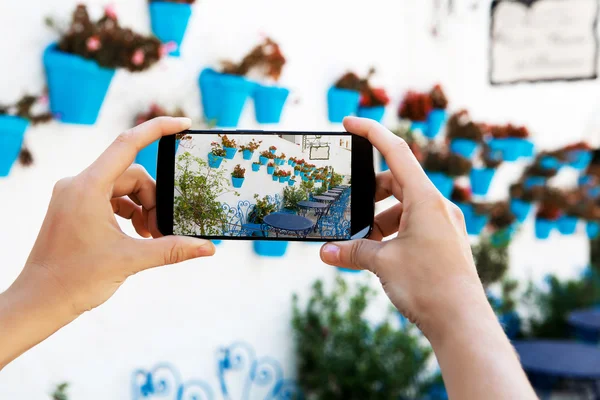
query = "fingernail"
xmin=322 ymin=243 xmax=340 ymax=264
xmin=197 ymin=240 xmax=215 ymax=256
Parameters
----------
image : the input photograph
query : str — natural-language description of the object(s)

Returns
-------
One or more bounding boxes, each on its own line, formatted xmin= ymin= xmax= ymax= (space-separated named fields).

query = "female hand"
xmin=0 ymin=117 xmax=215 ymax=369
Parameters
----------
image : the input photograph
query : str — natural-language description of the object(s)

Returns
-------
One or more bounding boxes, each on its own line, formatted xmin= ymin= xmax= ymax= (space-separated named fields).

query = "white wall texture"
xmin=1 ymin=0 xmax=599 ymax=398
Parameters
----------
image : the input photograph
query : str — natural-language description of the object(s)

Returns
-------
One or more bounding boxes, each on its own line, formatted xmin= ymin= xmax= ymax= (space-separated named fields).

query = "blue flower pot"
xmin=327 ymin=87 xmax=360 ymax=123
xmin=336 ymin=267 xmax=362 ymax=274
xmin=470 ymin=168 xmax=495 ymax=196
xmin=279 ymin=175 xmax=286 ymax=183
xmin=253 ymin=84 xmax=290 ymax=124
xmin=242 ymin=149 xmax=253 ymax=160
xmin=135 ymin=139 xmax=159 ymax=179
xmin=252 ymin=163 xmax=260 ymax=172
xmin=380 ymin=156 xmax=389 ymax=172
xmin=267 ymin=166 xmax=275 ymax=174
xmin=450 ymin=139 xmax=478 ymax=159
xmin=273 ymin=158 xmax=281 ymax=166
xmin=288 ymin=180 xmax=295 ymax=186
xmin=223 ymin=146 xmax=237 ymax=159
xmin=411 ymin=121 xmax=428 ymax=133
xmin=208 ymin=153 xmax=224 ymax=169
xmin=44 ymin=44 xmax=115 ymax=125
xmin=199 ymin=68 xmax=255 ymax=127
xmin=524 ymin=176 xmax=546 ymax=190
xmin=253 ymin=241 xmax=288 ymax=257
xmin=510 ymin=199 xmax=532 ymax=223
xmin=488 ymin=138 xmax=521 ymax=162
xmin=272 ymin=174 xmax=278 ymax=181
xmin=294 ymin=169 xmax=300 ymax=176
xmin=302 ymin=176 xmax=308 ymax=182
xmin=231 ymin=176 xmax=244 ymax=188
xmin=425 ymin=109 xmax=448 ymax=139
xmin=455 ymin=202 xmax=472 ymax=220
xmin=149 ymin=2 xmax=192 ymax=57
xmin=570 ymin=150 xmax=592 ymax=170
xmin=587 ymin=221 xmax=600 ymax=239
xmin=539 ymin=156 xmax=560 ymax=170
xmin=535 ymin=218 xmax=555 ymax=240
xmin=425 ymin=171 xmax=454 ymax=198
xmin=270 ymin=149 xmax=276 ymax=155
xmin=557 ymin=215 xmax=578 ymax=235
xmin=518 ymin=139 xmax=535 ymax=158
xmin=212 ymin=240 xmax=222 ymax=245
xmin=579 ymin=175 xmax=594 ymax=186
xmin=466 ymin=212 xmax=490 ymax=236
xmin=259 ymin=156 xmax=268 ymax=165
xmin=356 ymin=106 xmax=385 ymax=122
xmin=0 ymin=116 xmax=29 ymax=177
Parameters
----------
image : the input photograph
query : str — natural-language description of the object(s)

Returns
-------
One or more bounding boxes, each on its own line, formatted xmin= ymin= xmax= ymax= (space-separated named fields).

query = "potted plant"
xmin=218 ymin=134 xmax=238 ymax=159
xmin=423 ymin=151 xmax=472 ymax=198
xmin=451 ymin=186 xmax=490 ymax=236
xmin=288 ymin=156 xmax=296 ymax=166
xmin=293 ymin=165 xmax=301 ymax=176
xmin=487 ymin=124 xmax=534 ymax=162
xmin=269 ymin=145 xmax=277 ymax=155
xmin=564 ymin=142 xmax=592 ymax=171
xmin=267 ymin=161 xmax=275 ymax=175
xmin=148 ymin=0 xmax=195 ymax=57
xmin=259 ymin=150 xmax=274 ymax=165
xmin=272 ymin=169 xmax=280 ymax=181
xmin=288 ymin=177 xmax=296 ymax=186
xmin=52 ymin=382 xmax=70 ymax=400
xmin=208 ymin=141 xmax=226 ymax=169
xmin=522 ymin=163 xmax=557 ymax=190
xmin=535 ymin=198 xmax=562 ymax=240
xmin=231 ymin=164 xmax=246 ymax=188
xmin=356 ymin=68 xmax=390 ymax=122
xmin=426 ymin=84 xmax=449 ymax=139
xmin=398 ymin=90 xmax=433 ymax=135
xmin=509 ymin=183 xmax=535 ymax=223
xmin=0 ymin=94 xmax=52 ymax=177
xmin=274 ymin=153 xmax=285 ymax=166
xmin=44 ymin=5 xmax=163 ymax=124
xmin=240 ymin=138 xmax=262 ymax=160
xmin=278 ymin=170 xmax=289 ymax=183
xmin=327 ymin=72 xmax=361 ymax=123
xmin=251 ymin=194 xmax=288 ymax=257
xmin=470 ymin=144 xmax=503 ymax=196
xmin=252 ymin=161 xmax=261 ymax=172
xmin=447 ymin=110 xmax=483 ymax=159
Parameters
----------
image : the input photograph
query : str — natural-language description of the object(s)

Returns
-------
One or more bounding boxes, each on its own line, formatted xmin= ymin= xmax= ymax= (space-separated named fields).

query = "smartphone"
xmin=156 ymin=130 xmax=375 ymax=242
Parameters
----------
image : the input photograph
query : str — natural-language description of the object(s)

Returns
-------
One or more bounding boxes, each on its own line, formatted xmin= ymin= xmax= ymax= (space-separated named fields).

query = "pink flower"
xmin=104 ymin=5 xmax=117 ymax=19
xmin=131 ymin=49 xmax=145 ymax=66
xmin=86 ymin=36 xmax=101 ymax=51
xmin=160 ymin=41 xmax=178 ymax=57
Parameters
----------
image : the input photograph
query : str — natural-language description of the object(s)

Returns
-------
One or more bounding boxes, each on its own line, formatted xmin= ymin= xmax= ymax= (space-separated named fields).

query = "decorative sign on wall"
xmin=490 ymin=0 xmax=599 ymax=84
xmin=309 ymin=145 xmax=331 ymax=160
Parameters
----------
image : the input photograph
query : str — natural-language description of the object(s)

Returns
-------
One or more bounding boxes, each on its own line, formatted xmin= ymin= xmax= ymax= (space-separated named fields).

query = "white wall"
xmin=0 ymin=0 xmax=597 ymax=398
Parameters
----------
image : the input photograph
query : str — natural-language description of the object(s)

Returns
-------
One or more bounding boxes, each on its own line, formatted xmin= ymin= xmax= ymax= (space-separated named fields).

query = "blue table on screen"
xmin=513 ymin=340 xmax=600 ymax=399
xmin=568 ymin=308 xmax=600 ymax=343
xmin=313 ymin=195 xmax=336 ymax=203
xmin=263 ymin=213 xmax=315 ymax=238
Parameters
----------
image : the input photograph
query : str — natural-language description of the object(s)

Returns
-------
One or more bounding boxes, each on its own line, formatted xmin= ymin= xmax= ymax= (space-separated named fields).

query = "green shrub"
xmin=284 ymin=186 xmax=307 ymax=212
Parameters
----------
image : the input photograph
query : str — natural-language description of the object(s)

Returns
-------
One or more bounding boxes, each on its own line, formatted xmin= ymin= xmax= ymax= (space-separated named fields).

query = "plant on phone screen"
xmin=174 ymin=152 xmax=238 ymax=235
xmin=283 ymin=186 xmax=307 ymax=212
xmin=269 ymin=145 xmax=277 ymax=151
xmin=277 ymin=152 xmax=286 ymax=159
xmin=300 ymin=180 xmax=314 ymax=195
xmin=314 ymin=186 xmax=327 ymax=196
xmin=232 ymin=164 xmax=246 ymax=178
xmin=219 ymin=134 xmax=237 ymax=149
xmin=210 ymin=141 xmax=226 ymax=157
xmin=251 ymin=194 xmax=278 ymax=224
xmin=268 ymin=162 xmax=275 ymax=167
xmin=260 ymin=150 xmax=275 ymax=159
xmin=296 ymin=159 xmax=305 ymax=165
xmin=240 ymin=138 xmax=262 ymax=152
xmin=330 ymin=172 xmax=343 ymax=188
xmin=52 ymin=382 xmax=69 ymax=400
xmin=252 ymin=161 xmax=261 ymax=166
xmin=221 ymin=38 xmax=286 ymax=81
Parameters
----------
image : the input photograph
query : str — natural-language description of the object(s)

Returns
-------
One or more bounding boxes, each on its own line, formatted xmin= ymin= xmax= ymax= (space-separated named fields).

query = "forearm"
xmin=0 ymin=266 xmax=76 ymax=370
xmin=428 ymin=287 xmax=536 ymax=400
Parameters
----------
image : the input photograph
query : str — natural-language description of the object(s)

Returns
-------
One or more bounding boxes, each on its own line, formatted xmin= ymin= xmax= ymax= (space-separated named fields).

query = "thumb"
xmin=320 ymin=240 xmax=382 ymax=272
xmin=131 ymin=236 xmax=216 ymax=274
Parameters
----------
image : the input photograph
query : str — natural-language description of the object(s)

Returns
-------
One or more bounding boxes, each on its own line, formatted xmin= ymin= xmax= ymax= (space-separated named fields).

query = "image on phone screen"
xmin=171 ymin=133 xmax=353 ymax=240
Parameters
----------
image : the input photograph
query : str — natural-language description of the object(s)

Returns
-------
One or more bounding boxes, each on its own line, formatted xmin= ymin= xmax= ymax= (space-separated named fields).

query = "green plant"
xmin=219 ymin=134 xmax=237 ymax=149
xmin=174 ymin=152 xmax=236 ymax=235
xmin=330 ymin=172 xmax=343 ymax=188
xmin=283 ymin=186 xmax=308 ymax=211
xmin=300 ymin=180 xmax=315 ymax=197
xmin=292 ymin=278 xmax=432 ymax=399
xmin=314 ymin=186 xmax=327 ymax=196
xmin=251 ymin=194 xmax=277 ymax=223
xmin=232 ymin=164 xmax=245 ymax=178
xmin=52 ymin=383 xmax=69 ymax=400
xmin=240 ymin=138 xmax=262 ymax=152
xmin=472 ymin=239 xmax=509 ymax=288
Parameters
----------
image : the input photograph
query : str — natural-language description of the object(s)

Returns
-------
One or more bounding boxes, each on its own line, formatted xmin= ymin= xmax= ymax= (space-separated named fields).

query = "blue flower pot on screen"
xmin=252 ymin=163 xmax=260 ymax=172
xmin=535 ymin=218 xmax=555 ymax=240
xmin=327 ymin=87 xmax=360 ymax=123
xmin=450 ymin=139 xmax=478 ymax=158
xmin=208 ymin=152 xmax=224 ymax=169
xmin=270 ymin=149 xmax=276 ymax=155
xmin=470 ymin=168 xmax=495 ymax=196
xmin=557 ymin=215 xmax=578 ymax=235
xmin=44 ymin=44 xmax=115 ymax=125
xmin=356 ymin=106 xmax=385 ymax=122
xmin=425 ymin=171 xmax=453 ymax=198
xmin=288 ymin=180 xmax=295 ymax=186
xmin=510 ymin=199 xmax=532 ymax=223
xmin=587 ymin=221 xmax=600 ymax=239
xmin=0 ymin=116 xmax=29 ymax=177
xmin=279 ymin=175 xmax=286 ymax=183
xmin=212 ymin=240 xmax=222 ymax=245
xmin=267 ymin=165 xmax=275 ymax=174
xmin=539 ymin=156 xmax=560 ymax=171
xmin=135 ymin=139 xmax=159 ymax=179
xmin=254 ymin=241 xmax=288 ymax=257
xmin=524 ymin=176 xmax=546 ymax=190
xmin=337 ymin=267 xmax=362 ymax=274
xmin=294 ymin=169 xmax=300 ymax=176
xmin=149 ymin=2 xmax=192 ymax=56
xmin=199 ymin=68 xmax=255 ymax=127
xmin=223 ymin=146 xmax=237 ymax=159
xmin=231 ymin=176 xmax=244 ymax=188
xmin=424 ymin=109 xmax=448 ymax=139
xmin=272 ymin=174 xmax=278 ymax=181
xmin=242 ymin=149 xmax=254 ymax=160
xmin=253 ymin=84 xmax=290 ymax=124
xmin=259 ymin=156 xmax=268 ymax=165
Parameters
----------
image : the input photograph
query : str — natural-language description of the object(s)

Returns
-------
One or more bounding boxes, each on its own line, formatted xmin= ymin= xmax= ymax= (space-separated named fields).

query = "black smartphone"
xmin=156 ymin=130 xmax=375 ymax=242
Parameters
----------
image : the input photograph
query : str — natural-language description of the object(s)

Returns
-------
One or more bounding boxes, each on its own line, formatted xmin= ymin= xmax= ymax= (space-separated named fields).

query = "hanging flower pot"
xmin=199 ymin=68 xmax=255 ymax=127
xmin=356 ymin=106 xmax=385 ymax=122
xmin=539 ymin=156 xmax=560 ymax=171
xmin=466 ymin=212 xmax=490 ymax=236
xmin=470 ymin=168 xmax=495 ymax=196
xmin=267 ymin=165 xmax=275 ymax=174
xmin=232 ymin=177 xmax=245 ymax=188
xmin=231 ymin=164 xmax=245 ymax=188
xmin=450 ymin=139 xmax=478 ymax=159
xmin=208 ymin=152 xmax=224 ymax=169
xmin=411 ymin=121 xmax=428 ymax=134
xmin=0 ymin=116 xmax=29 ymax=177
xmin=278 ymin=175 xmax=286 ymax=183
xmin=242 ymin=149 xmax=254 ymax=160
xmin=135 ymin=140 xmax=160 ymax=179
xmin=288 ymin=179 xmax=295 ymax=187
xmin=223 ymin=146 xmax=237 ymax=159
xmin=253 ymin=241 xmax=288 ymax=257
xmin=569 ymin=150 xmax=592 ymax=170
xmin=253 ymin=84 xmax=290 ymax=124
xmin=586 ymin=221 xmax=600 ymax=239
xmin=148 ymin=1 xmax=193 ymax=57
xmin=337 ymin=267 xmax=362 ymax=274
xmin=294 ymin=169 xmax=300 ymax=176
xmin=259 ymin=155 xmax=269 ymax=165
xmin=425 ymin=171 xmax=454 ymax=198
xmin=510 ymin=199 xmax=532 ymax=223
xmin=252 ymin=163 xmax=260 ymax=172
xmin=44 ymin=44 xmax=116 ymax=125
xmin=269 ymin=147 xmax=277 ymax=155
xmin=327 ymin=87 xmax=360 ymax=123
xmin=524 ymin=176 xmax=546 ymax=190
xmin=424 ymin=109 xmax=448 ymax=139
xmin=557 ymin=215 xmax=578 ymax=235
xmin=535 ymin=218 xmax=555 ymax=240
xmin=272 ymin=174 xmax=278 ymax=182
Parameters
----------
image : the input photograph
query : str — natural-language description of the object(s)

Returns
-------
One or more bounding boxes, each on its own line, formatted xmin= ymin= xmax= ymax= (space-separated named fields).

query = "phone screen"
xmin=172 ymin=132 xmax=354 ymax=240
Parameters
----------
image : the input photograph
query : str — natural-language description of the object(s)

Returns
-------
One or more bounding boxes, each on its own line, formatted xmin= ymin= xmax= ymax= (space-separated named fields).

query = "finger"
xmin=86 ymin=116 xmax=191 ymax=186
xmin=343 ymin=117 xmax=436 ymax=204
xmin=320 ymin=239 xmax=382 ymax=272
xmin=129 ymin=236 xmax=216 ymax=274
xmin=112 ymin=164 xmax=156 ymax=212
xmin=370 ymin=203 xmax=404 ymax=241
xmin=375 ymin=171 xmax=403 ymax=202
xmin=111 ymin=197 xmax=151 ymax=238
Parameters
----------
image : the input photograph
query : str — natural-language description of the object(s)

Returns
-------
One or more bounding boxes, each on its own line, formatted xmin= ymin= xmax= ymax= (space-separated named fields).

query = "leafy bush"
xmin=292 ymin=278 xmax=432 ymax=400
xmin=52 ymin=383 xmax=69 ymax=400
xmin=283 ymin=186 xmax=307 ymax=212
xmin=232 ymin=164 xmax=245 ymax=178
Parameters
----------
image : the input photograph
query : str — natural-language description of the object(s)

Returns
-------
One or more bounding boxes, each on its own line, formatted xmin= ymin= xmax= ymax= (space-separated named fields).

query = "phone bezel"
xmin=156 ymin=130 xmax=375 ymax=242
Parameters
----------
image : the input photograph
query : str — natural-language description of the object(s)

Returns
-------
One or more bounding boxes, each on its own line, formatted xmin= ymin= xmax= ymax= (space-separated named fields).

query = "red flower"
xmin=131 ymin=49 xmax=145 ymax=66
xmin=104 ymin=5 xmax=117 ymax=19
xmin=86 ymin=36 xmax=101 ymax=52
